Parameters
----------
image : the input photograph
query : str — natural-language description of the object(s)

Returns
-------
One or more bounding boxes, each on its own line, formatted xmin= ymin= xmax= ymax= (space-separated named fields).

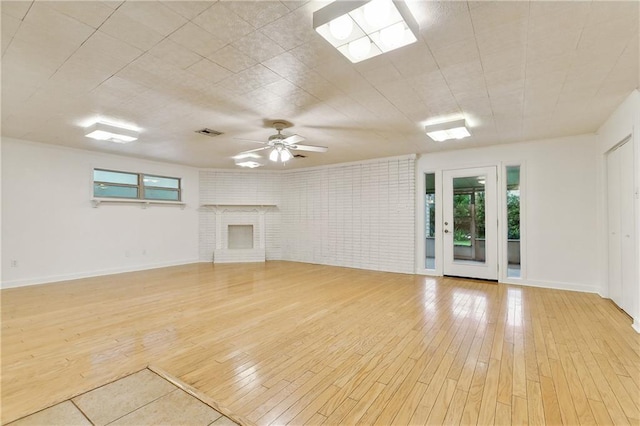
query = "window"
xmin=506 ymin=165 xmax=521 ymax=278
xmin=93 ymin=169 xmax=181 ymax=201
xmin=425 ymin=173 xmax=436 ymax=269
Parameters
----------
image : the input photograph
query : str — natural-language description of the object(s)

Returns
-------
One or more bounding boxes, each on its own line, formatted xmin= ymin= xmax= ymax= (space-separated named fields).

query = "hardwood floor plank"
xmin=2 ymin=262 xmax=639 ymax=425
xmin=512 ymin=396 xmax=529 ymax=426
xmin=527 ymin=380 xmax=546 ymax=425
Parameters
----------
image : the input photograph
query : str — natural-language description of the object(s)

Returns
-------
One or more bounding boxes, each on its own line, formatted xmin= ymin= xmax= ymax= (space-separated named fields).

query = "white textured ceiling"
xmin=2 ymin=1 xmax=638 ymax=169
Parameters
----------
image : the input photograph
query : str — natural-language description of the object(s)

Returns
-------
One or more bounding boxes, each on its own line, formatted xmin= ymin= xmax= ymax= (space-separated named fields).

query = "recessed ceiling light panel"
xmin=313 ymin=0 xmax=418 ymax=63
xmin=425 ymin=119 xmax=471 ymax=142
xmin=84 ymin=121 xmax=139 ymax=144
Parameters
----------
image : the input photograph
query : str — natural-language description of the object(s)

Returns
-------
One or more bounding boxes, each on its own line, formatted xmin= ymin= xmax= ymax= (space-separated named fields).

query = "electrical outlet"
xmin=125 ymin=250 xmax=130 ymax=258
xmin=10 ymin=260 xmax=18 ymax=267
xmin=142 ymin=249 xmax=147 ymax=255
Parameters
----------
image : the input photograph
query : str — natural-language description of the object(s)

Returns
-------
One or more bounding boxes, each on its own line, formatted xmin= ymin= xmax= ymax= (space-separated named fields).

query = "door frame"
xmin=415 ymin=161 xmax=526 ymax=283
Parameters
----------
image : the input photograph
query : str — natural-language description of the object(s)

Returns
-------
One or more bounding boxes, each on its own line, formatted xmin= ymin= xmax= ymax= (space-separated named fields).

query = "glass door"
xmin=443 ymin=167 xmax=498 ymax=280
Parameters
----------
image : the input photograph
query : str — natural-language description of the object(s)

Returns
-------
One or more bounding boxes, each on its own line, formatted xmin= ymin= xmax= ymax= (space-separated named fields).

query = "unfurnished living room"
xmin=1 ymin=0 xmax=639 ymax=425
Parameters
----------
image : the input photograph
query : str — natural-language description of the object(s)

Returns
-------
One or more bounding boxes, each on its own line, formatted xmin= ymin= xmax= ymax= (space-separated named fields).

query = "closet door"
xmin=607 ymin=146 xmax=622 ymax=307
xmin=608 ymin=138 xmax=635 ymax=317
xmin=619 ymin=140 xmax=635 ymax=316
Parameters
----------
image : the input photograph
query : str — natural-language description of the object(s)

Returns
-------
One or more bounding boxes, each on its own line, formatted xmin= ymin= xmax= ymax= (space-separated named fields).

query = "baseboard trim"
xmin=1 ymin=259 xmax=200 ymax=289
xmin=499 ymin=278 xmax=602 ymax=294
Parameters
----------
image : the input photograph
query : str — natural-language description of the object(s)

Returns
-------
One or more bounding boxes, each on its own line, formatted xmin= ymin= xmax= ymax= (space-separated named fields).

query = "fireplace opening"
xmin=228 ymin=225 xmax=254 ymax=249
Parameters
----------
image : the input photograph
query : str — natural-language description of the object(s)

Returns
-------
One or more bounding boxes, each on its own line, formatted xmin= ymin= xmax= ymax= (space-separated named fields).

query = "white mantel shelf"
xmin=200 ymin=204 xmax=277 ymax=208
xmin=91 ymin=198 xmax=186 ymax=209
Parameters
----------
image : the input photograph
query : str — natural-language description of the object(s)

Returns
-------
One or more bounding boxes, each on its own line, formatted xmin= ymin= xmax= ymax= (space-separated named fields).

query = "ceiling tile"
xmin=20 ymin=2 xmax=95 ymax=46
xmin=148 ymin=38 xmax=201 ymax=70
xmin=488 ymin=81 xmax=524 ymax=100
xmin=527 ymin=29 xmax=581 ymax=62
xmin=241 ymin=86 xmax=281 ymax=106
xmin=409 ymin=71 xmax=453 ymax=104
xmin=586 ymin=1 xmax=639 ymax=27
xmin=577 ymin=16 xmax=638 ymax=52
xmin=387 ymin=42 xmax=439 ymax=78
xmin=469 ymin=1 xmax=529 ymax=31
xmin=192 ymin=3 xmax=255 ymax=44
xmin=117 ymin=1 xmax=187 ymax=37
xmin=45 ymin=1 xmax=115 ymax=29
xmin=480 ymin=47 xmax=525 ymax=74
xmin=70 ymin=31 xmax=142 ymax=72
xmin=289 ymin=38 xmax=345 ymax=69
xmin=361 ymin=64 xmax=402 ymax=87
xmin=421 ymin=7 xmax=475 ymax=51
xmin=186 ymin=58 xmax=234 ymax=83
xmin=475 ymin=19 xmax=527 ymax=57
xmin=216 ymin=64 xmax=282 ymax=96
xmin=232 ymin=30 xmax=285 ymax=63
xmin=161 ymin=1 xmax=213 ymax=20
xmin=263 ymin=52 xmax=309 ymax=80
xmin=209 ymin=45 xmax=258 ymax=73
xmin=169 ymin=22 xmax=226 ymax=58
xmin=484 ymin=65 xmax=525 ymax=89
xmin=525 ymin=53 xmax=574 ymax=78
xmin=528 ymin=5 xmax=589 ymax=40
xmin=100 ymin=9 xmax=165 ymax=51
xmin=1 ymin=13 xmax=21 ymax=54
xmin=1 ymin=1 xmax=32 ymax=20
xmin=259 ymin=7 xmax=315 ymax=50
xmin=430 ymin=38 xmax=480 ymax=68
xmin=222 ymin=1 xmax=290 ymax=29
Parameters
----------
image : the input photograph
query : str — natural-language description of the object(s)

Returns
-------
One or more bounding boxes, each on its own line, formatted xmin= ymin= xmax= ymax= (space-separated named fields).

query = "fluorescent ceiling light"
xmin=232 ymin=152 xmax=261 ymax=160
xmin=84 ymin=121 xmax=139 ymax=144
xmin=425 ymin=119 xmax=471 ymax=142
xmin=235 ymin=160 xmax=262 ymax=168
xmin=313 ymin=0 xmax=418 ymax=63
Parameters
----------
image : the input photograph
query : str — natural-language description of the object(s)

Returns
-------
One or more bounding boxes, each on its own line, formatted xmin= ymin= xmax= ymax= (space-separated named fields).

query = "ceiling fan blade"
xmin=233 ymin=138 xmax=267 ymax=144
xmin=282 ymin=134 xmax=305 ymax=144
xmin=290 ymin=144 xmax=328 ymax=153
xmin=235 ymin=146 xmax=271 ymax=156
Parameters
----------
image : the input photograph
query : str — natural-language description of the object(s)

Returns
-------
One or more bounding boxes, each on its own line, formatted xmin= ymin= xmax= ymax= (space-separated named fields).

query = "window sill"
xmin=91 ymin=198 xmax=186 ymax=209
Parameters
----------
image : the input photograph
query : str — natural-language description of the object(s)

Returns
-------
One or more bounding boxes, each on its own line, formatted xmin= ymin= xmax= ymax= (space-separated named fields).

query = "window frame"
xmin=93 ymin=168 xmax=182 ymax=202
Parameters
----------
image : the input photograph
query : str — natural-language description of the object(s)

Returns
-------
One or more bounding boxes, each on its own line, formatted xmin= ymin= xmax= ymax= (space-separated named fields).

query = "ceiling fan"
xmin=233 ymin=121 xmax=328 ymax=165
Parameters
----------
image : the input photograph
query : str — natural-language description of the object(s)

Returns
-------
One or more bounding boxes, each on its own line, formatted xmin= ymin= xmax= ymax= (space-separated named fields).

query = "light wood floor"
xmin=2 ymin=262 xmax=639 ymax=425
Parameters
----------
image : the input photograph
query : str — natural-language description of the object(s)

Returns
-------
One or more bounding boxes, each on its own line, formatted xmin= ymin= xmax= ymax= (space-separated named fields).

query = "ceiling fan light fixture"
xmin=313 ymin=0 xmax=418 ymax=63
xmin=280 ymin=148 xmax=293 ymax=162
xmin=269 ymin=148 xmax=280 ymax=162
xmin=425 ymin=119 xmax=471 ymax=142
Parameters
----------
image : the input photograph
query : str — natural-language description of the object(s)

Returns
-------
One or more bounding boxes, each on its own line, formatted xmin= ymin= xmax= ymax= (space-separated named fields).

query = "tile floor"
xmin=7 ymin=368 xmax=239 ymax=426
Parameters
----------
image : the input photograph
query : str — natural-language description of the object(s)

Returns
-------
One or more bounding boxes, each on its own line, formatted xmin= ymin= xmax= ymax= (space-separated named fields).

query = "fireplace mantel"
xmin=205 ymin=204 xmax=275 ymax=263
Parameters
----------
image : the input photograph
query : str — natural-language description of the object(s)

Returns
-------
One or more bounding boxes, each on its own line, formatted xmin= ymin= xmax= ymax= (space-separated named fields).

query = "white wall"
xmin=597 ymin=89 xmax=640 ymax=331
xmin=1 ymin=138 xmax=200 ymax=288
xmin=198 ymin=170 xmax=282 ymax=261
xmin=280 ymin=156 xmax=416 ymax=274
xmin=416 ymin=134 xmax=600 ymax=293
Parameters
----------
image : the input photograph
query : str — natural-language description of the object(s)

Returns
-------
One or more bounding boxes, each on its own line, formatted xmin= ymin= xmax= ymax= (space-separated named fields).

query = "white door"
xmin=608 ymin=139 xmax=635 ymax=316
xmin=607 ymin=145 xmax=623 ymax=307
xmin=443 ymin=167 xmax=498 ymax=280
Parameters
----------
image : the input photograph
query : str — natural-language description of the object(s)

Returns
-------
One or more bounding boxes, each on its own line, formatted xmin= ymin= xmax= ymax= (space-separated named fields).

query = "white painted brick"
xmin=199 ymin=157 xmax=416 ymax=274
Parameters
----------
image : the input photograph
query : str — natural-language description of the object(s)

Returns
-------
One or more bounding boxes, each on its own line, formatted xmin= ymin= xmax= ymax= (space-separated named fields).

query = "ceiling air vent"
xmin=195 ymin=128 xmax=223 ymax=137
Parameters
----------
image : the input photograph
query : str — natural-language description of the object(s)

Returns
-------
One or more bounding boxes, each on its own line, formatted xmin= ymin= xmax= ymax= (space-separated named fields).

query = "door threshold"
xmin=444 ymin=275 xmax=498 ymax=283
